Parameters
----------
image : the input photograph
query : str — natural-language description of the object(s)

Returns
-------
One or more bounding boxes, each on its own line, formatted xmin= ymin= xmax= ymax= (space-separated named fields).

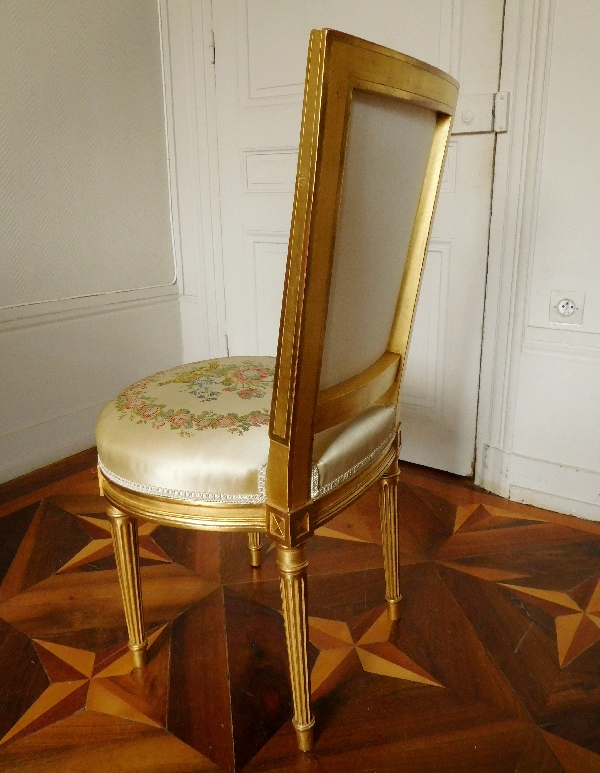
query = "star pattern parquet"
xmin=2 ymin=623 xmax=169 ymax=746
xmin=0 ymin=464 xmax=600 ymax=771
xmin=308 ymin=605 xmax=443 ymax=700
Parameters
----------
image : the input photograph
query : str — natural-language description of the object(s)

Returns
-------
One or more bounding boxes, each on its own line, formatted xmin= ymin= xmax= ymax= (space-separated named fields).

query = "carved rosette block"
xmin=379 ymin=463 xmax=402 ymax=621
xmin=106 ymin=505 xmax=148 ymax=667
xmin=247 ymin=531 xmax=263 ymax=567
xmin=277 ymin=545 xmax=315 ymax=751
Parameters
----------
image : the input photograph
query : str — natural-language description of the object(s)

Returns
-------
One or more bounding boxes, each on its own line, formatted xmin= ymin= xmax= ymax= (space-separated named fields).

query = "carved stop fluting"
xmin=247 ymin=531 xmax=263 ymax=568
xmin=107 ymin=506 xmax=148 ymax=667
xmin=277 ymin=545 xmax=315 ymax=752
xmin=379 ymin=465 xmax=402 ymax=621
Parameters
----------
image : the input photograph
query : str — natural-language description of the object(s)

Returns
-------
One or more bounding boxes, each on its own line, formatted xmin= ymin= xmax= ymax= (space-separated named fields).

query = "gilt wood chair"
xmin=96 ymin=29 xmax=458 ymax=753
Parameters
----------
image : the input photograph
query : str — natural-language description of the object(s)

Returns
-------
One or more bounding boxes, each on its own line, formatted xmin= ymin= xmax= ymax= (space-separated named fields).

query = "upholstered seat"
xmin=97 ymin=356 xmax=397 ymax=504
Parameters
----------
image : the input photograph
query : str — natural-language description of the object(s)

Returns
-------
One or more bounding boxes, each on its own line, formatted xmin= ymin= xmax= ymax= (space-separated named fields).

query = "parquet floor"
xmin=1 ymin=464 xmax=600 ymax=772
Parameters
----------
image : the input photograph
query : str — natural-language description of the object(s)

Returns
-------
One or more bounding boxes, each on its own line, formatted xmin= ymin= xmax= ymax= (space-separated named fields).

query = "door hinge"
xmin=452 ymin=92 xmax=510 ymax=135
xmin=209 ymin=30 xmax=215 ymax=65
xmin=493 ymin=91 xmax=510 ymax=133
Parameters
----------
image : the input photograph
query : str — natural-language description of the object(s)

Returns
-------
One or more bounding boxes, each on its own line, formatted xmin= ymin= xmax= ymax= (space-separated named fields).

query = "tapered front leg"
xmin=379 ymin=460 xmax=402 ymax=621
xmin=277 ymin=545 xmax=315 ymax=752
xmin=106 ymin=505 xmax=147 ymax=668
xmin=247 ymin=531 xmax=263 ymax=568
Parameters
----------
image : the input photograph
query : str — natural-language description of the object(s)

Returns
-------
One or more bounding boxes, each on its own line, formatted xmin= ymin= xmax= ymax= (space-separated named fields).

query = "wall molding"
xmin=476 ymin=0 xmax=555 ymax=483
xmin=0 ymin=286 xmax=178 ymax=332
xmin=481 ymin=445 xmax=600 ymax=522
xmin=521 ymin=325 xmax=600 ymax=364
xmin=1 ymin=1 xmax=177 ymax=312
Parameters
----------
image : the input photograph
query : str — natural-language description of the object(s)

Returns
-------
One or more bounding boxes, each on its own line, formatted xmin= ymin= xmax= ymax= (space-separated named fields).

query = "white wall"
xmin=0 ymin=1 xmax=183 ymax=482
xmin=477 ymin=0 xmax=600 ymax=520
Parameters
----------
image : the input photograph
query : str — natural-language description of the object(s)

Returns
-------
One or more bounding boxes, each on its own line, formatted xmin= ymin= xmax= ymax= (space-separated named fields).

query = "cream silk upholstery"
xmin=311 ymin=404 xmax=396 ymax=497
xmin=96 ymin=357 xmax=397 ymax=504
xmin=320 ymin=91 xmax=437 ymax=390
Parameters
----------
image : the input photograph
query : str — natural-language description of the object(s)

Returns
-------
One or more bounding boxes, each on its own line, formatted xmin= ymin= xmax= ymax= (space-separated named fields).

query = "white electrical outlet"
xmin=549 ymin=290 xmax=585 ymax=325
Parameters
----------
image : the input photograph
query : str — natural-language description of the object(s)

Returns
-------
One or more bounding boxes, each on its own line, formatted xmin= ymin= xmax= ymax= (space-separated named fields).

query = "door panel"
xmin=212 ymin=0 xmax=504 ymax=474
xmin=240 ymin=0 xmax=443 ymax=103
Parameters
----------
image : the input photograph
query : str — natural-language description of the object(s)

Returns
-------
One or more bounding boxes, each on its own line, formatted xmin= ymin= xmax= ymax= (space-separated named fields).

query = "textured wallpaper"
xmin=0 ymin=0 xmax=175 ymax=308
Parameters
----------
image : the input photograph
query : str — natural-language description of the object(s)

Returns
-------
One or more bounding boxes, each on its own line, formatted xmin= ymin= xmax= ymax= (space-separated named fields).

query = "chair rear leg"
xmin=247 ymin=531 xmax=263 ymax=567
xmin=277 ymin=545 xmax=315 ymax=752
xmin=379 ymin=460 xmax=402 ymax=621
xmin=107 ymin=505 xmax=148 ymax=668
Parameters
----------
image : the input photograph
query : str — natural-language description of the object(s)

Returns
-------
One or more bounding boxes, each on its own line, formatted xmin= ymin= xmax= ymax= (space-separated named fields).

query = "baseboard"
xmin=509 ymin=485 xmax=600 ymax=521
xmin=0 ymin=446 xmax=97 ymax=506
xmin=0 ymin=401 xmax=104 ymax=484
xmin=478 ymin=446 xmax=600 ymax=521
xmin=477 ymin=445 xmax=511 ymax=497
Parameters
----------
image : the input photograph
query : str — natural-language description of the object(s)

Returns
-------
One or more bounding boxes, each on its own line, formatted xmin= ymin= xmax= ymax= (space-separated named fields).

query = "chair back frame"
xmin=266 ymin=29 xmax=458 ymax=546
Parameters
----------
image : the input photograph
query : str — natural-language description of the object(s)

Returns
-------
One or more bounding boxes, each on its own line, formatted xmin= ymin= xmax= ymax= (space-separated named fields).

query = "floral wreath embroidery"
xmin=114 ymin=359 xmax=275 ymax=436
xmin=159 ymin=360 xmax=274 ymax=401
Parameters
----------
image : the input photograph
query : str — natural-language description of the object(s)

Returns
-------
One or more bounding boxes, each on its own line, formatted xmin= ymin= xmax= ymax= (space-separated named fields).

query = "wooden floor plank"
xmin=168 ymin=588 xmax=234 ymax=772
xmin=0 ymin=450 xmax=97 ymax=509
xmin=515 ymin=729 xmax=565 ymax=773
xmin=0 ymin=463 xmax=599 ymax=771
xmin=0 ymin=468 xmax=101 ymax=519
xmin=541 ymin=730 xmax=600 ymax=773
xmin=0 ymin=711 xmax=219 ymax=773
xmin=246 ymin=716 xmax=532 ymax=773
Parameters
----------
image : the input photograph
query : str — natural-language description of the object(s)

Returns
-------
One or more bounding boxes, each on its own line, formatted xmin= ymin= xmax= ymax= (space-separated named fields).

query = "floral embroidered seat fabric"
xmin=96 ymin=357 xmax=396 ymax=504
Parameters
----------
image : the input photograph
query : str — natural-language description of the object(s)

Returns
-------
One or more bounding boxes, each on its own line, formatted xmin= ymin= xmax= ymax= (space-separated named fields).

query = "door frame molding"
xmin=475 ymin=0 xmax=555 ymax=493
xmin=160 ymin=0 xmax=228 ymax=362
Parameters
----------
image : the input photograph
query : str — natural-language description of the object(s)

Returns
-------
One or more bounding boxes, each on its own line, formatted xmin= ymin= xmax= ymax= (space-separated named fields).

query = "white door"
xmin=212 ymin=0 xmax=505 ymax=475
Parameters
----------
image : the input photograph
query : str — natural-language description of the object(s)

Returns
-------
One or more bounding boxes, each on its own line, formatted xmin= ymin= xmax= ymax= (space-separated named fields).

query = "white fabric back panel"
xmin=0 ymin=1 xmax=174 ymax=308
xmin=319 ymin=91 xmax=436 ymax=390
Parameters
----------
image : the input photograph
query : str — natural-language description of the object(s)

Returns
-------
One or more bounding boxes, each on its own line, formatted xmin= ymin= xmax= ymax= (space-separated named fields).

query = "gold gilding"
xmin=106 ymin=506 xmax=148 ymax=666
xmin=248 ymin=531 xmax=263 ymax=568
xmin=98 ymin=28 xmax=457 ymax=752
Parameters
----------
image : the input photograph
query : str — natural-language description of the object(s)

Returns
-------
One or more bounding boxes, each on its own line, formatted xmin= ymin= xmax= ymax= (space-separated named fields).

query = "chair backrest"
xmin=267 ymin=29 xmax=458 ymax=520
xmin=319 ymin=91 xmax=437 ymax=392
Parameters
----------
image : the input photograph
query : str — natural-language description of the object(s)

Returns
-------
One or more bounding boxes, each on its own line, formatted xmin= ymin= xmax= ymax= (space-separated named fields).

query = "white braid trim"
xmin=99 ymin=427 xmax=396 ymax=506
xmin=98 ymin=458 xmax=267 ymax=504
xmin=310 ymin=427 xmax=397 ymax=500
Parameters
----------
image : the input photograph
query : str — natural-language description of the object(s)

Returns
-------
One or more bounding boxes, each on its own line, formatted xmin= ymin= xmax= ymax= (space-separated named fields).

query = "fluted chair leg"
xmin=379 ymin=461 xmax=402 ymax=621
xmin=106 ymin=505 xmax=148 ymax=668
xmin=248 ymin=531 xmax=263 ymax=567
xmin=277 ymin=545 xmax=315 ymax=752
